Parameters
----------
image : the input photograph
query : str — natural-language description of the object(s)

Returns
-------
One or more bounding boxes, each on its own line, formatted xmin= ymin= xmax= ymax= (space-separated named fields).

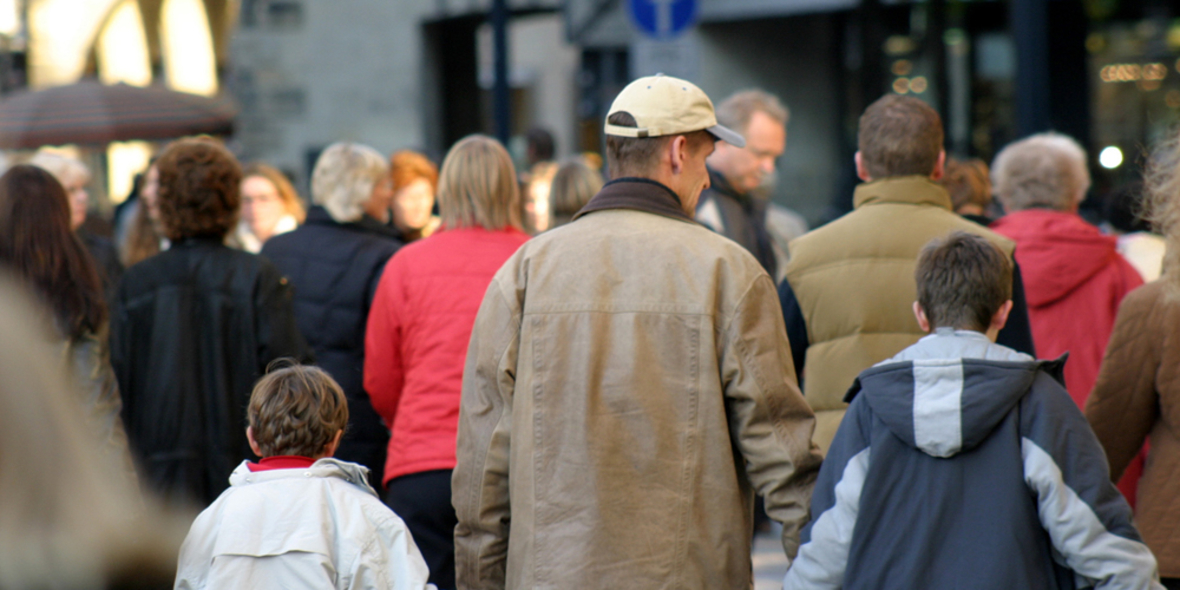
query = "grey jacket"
xmin=454 ymin=178 xmax=823 ymax=589
xmin=785 ymin=329 xmax=1161 ymax=590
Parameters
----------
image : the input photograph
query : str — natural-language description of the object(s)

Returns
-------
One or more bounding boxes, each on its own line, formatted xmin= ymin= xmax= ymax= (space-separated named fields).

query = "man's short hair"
xmin=156 ymin=138 xmax=242 ymax=241
xmin=604 ymin=111 xmax=712 ymax=179
xmin=715 ymin=90 xmax=789 ymax=135
xmin=991 ymin=132 xmax=1091 ymax=212
xmin=858 ymin=94 xmax=944 ymax=179
xmin=915 ymin=231 xmax=1012 ymax=332
xmin=248 ymin=364 xmax=348 ymax=458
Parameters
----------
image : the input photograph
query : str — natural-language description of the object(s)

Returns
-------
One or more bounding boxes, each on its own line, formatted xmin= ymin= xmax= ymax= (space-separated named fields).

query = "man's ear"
xmin=855 ymin=152 xmax=871 ymax=182
xmin=669 ymin=135 xmax=688 ymax=175
xmin=930 ymin=150 xmax=947 ymax=181
xmin=912 ymin=301 xmax=932 ymax=333
xmin=246 ymin=426 xmax=264 ymax=458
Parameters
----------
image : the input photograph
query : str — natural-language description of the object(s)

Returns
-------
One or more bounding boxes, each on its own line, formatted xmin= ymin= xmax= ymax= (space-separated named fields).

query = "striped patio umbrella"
xmin=0 ymin=80 xmax=236 ymax=149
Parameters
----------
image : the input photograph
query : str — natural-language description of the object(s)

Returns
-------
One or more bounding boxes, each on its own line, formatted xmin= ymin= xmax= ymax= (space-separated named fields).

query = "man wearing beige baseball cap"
xmin=453 ymin=74 xmax=822 ymax=590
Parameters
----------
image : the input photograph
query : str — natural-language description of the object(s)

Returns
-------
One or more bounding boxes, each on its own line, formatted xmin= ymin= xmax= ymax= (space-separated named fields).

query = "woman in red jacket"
xmin=365 ymin=135 xmax=529 ymax=589
xmin=990 ymin=132 xmax=1144 ymax=504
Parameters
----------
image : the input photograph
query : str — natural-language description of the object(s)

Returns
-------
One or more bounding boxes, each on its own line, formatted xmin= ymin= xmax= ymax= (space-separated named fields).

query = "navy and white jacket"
xmin=784 ymin=329 xmax=1162 ymax=590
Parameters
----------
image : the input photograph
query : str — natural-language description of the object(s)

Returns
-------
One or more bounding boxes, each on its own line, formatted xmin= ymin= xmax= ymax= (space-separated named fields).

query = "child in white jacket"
xmin=175 ymin=364 xmax=435 ymax=590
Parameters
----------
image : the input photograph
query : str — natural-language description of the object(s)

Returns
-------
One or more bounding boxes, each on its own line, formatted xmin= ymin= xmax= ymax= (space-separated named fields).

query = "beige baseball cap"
xmin=604 ymin=74 xmax=746 ymax=148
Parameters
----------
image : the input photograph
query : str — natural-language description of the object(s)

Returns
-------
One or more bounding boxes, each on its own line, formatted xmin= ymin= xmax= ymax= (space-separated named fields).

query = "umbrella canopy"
xmin=0 ymin=80 xmax=236 ymax=149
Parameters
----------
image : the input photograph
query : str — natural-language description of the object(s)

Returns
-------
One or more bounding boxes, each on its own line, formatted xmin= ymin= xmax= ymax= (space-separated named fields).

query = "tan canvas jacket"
xmin=784 ymin=176 xmax=1016 ymax=453
xmin=453 ymin=180 xmax=822 ymax=590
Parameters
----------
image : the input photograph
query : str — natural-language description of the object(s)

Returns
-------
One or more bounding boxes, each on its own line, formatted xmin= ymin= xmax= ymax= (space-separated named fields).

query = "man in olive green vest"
xmin=779 ymin=94 xmax=1035 ymax=453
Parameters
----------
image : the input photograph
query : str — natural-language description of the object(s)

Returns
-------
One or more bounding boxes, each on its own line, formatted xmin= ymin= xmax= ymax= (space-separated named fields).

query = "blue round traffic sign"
xmin=629 ymin=0 xmax=697 ymax=39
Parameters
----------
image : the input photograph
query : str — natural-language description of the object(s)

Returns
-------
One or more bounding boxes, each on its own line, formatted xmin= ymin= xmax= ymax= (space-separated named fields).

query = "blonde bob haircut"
xmin=992 ymin=132 xmax=1091 ymax=213
xmin=310 ymin=142 xmax=389 ymax=223
xmin=437 ymin=135 xmax=522 ymax=231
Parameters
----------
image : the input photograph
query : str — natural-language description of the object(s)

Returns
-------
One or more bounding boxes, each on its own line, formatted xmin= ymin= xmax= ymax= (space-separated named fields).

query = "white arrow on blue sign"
xmin=629 ymin=0 xmax=697 ymax=39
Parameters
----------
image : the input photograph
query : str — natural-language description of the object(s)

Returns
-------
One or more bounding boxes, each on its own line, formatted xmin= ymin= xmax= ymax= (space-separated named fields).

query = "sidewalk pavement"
xmin=753 ymin=524 xmax=789 ymax=590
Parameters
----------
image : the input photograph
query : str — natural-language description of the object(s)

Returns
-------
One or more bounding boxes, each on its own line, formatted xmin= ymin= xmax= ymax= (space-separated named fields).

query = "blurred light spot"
xmin=1099 ymin=146 xmax=1123 ymax=170
xmin=892 ymin=77 xmax=910 ymax=94
xmin=910 ymin=76 xmax=928 ymax=93
xmin=98 ymin=0 xmax=151 ymax=87
xmin=161 ymin=0 xmax=218 ymax=96
xmin=891 ymin=60 xmax=912 ymax=76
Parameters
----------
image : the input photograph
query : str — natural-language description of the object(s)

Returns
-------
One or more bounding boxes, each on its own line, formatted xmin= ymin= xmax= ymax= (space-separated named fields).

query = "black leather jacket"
xmin=111 ymin=237 xmax=311 ymax=506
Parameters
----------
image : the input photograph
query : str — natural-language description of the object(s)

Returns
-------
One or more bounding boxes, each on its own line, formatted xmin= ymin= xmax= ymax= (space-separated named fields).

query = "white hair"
xmin=27 ymin=152 xmax=91 ymax=186
xmin=991 ymin=132 xmax=1091 ymax=212
xmin=310 ymin=142 xmax=389 ymax=223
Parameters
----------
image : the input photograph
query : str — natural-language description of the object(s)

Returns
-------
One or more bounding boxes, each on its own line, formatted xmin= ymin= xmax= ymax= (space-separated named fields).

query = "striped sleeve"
xmin=783 ymin=389 xmax=873 ymax=590
xmin=1020 ymin=372 xmax=1163 ymax=590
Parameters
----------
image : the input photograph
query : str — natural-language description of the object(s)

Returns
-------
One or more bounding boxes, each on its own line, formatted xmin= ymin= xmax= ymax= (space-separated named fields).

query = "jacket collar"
xmin=573 ymin=177 xmax=694 ymax=223
xmin=228 ymin=458 xmax=378 ymax=497
xmin=853 ymin=175 xmax=953 ymax=210
xmin=706 ymin=167 xmax=748 ymax=203
xmin=306 ymin=205 xmax=404 ymax=241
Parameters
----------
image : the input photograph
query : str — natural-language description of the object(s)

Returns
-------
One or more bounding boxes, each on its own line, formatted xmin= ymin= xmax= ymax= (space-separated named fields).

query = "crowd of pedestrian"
xmin=1 ymin=71 xmax=1179 ymax=590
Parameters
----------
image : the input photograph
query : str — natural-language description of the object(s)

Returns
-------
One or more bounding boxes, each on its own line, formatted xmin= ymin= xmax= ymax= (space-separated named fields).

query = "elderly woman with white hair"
xmin=260 ymin=142 xmax=403 ymax=490
xmin=991 ymin=135 xmax=1147 ymax=508
xmin=990 ymin=133 xmax=1142 ymax=409
xmin=28 ymin=151 xmax=124 ymax=302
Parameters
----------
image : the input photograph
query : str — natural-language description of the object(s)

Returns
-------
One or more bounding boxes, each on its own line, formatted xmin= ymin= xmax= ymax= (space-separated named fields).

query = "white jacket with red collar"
xmin=175 ymin=458 xmax=434 ymax=590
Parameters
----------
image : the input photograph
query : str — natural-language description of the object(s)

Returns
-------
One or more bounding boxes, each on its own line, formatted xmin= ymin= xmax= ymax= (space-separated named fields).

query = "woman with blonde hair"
xmin=235 ymin=163 xmax=306 ymax=253
xmin=548 ymin=157 xmax=604 ymax=228
xmin=390 ymin=150 xmax=441 ymax=242
xmin=365 ymin=135 xmax=528 ymax=589
xmin=122 ymin=161 xmax=166 ymax=267
xmin=261 ymin=142 xmax=402 ymax=489
xmin=1086 ymin=132 xmax=1180 ymax=589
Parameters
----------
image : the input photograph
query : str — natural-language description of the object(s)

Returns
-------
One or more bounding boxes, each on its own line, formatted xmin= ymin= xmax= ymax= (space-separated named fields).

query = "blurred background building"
xmin=0 ymin=0 xmax=1176 ymax=224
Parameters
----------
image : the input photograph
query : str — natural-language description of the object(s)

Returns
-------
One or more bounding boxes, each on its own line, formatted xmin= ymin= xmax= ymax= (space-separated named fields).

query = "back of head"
xmin=0 ymin=165 xmax=104 ymax=339
xmin=0 ymin=274 xmax=183 ymax=589
xmin=915 ymin=231 xmax=1012 ymax=332
xmin=550 ymin=158 xmax=604 ymax=222
xmin=311 ymin=142 xmax=389 ymax=223
xmin=243 ymin=162 xmax=306 ymax=223
xmin=858 ymin=94 xmax=944 ymax=179
xmin=991 ymin=132 xmax=1090 ymax=212
xmin=248 ymin=363 xmax=348 ymax=458
xmin=715 ymin=89 xmax=789 ymax=135
xmin=390 ymin=149 xmax=439 ymax=195
xmin=941 ymin=158 xmax=993 ymax=213
xmin=437 ymin=134 xmax=522 ymax=231
xmin=155 ymin=138 xmax=243 ymax=241
xmin=526 ymin=128 xmax=556 ymax=164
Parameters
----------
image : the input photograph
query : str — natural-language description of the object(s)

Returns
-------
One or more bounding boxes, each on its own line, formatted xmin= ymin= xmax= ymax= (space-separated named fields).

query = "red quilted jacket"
xmin=365 ymin=227 xmax=529 ymax=484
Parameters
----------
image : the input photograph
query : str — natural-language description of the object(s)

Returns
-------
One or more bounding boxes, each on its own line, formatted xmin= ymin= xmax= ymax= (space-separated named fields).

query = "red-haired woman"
xmin=0 ymin=164 xmax=128 ymax=457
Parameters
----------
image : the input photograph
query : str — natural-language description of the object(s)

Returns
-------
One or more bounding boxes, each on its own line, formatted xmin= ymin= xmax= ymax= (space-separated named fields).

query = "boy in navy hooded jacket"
xmin=784 ymin=231 xmax=1162 ymax=590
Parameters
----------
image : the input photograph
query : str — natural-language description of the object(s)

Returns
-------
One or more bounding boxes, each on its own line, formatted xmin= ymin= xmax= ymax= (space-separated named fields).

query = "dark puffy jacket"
xmin=261 ymin=206 xmax=401 ymax=488
xmin=111 ymin=238 xmax=311 ymax=506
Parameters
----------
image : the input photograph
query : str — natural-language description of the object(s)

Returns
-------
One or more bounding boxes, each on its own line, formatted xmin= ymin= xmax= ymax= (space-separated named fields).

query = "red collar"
xmin=246 ymin=455 xmax=317 ymax=472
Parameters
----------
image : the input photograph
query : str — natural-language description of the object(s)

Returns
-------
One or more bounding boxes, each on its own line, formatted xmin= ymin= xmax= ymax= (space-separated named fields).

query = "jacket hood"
xmin=847 ymin=330 xmax=1050 ymax=458
xmin=991 ymin=209 xmax=1120 ymax=307
xmin=228 ymin=457 xmax=378 ymax=497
